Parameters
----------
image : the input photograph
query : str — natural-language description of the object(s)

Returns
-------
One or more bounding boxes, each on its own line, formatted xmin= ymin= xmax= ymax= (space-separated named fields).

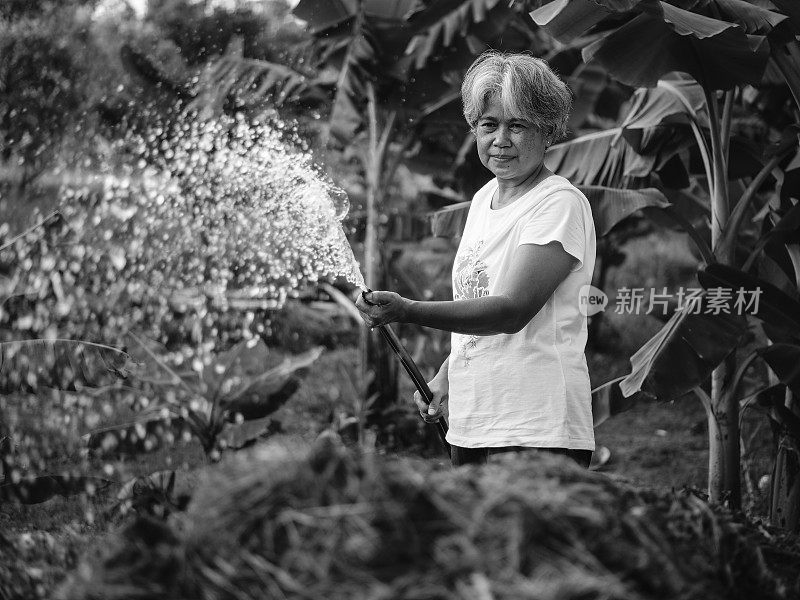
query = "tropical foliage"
xmin=422 ymin=0 xmax=800 ymax=520
xmin=524 ymin=0 xmax=799 ymax=521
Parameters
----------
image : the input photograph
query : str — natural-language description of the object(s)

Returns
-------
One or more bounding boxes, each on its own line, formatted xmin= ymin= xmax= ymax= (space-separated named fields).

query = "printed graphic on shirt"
xmin=452 ymin=241 xmax=489 ymax=363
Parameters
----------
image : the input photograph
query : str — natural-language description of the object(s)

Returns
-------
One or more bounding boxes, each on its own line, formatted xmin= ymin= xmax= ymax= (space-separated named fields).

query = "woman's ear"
xmin=545 ymin=126 xmax=556 ymax=147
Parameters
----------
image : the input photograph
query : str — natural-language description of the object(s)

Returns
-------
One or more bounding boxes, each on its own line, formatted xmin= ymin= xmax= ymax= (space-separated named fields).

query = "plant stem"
xmin=722 ymin=151 xmax=788 ymax=265
xmin=703 ymin=83 xmax=741 ymax=506
xmin=773 ymin=41 xmax=800 ymax=110
xmin=695 ymin=386 xmax=724 ymax=500
xmin=657 ymin=80 xmax=715 ymax=199
xmin=712 ymin=353 xmax=742 ymax=508
xmin=0 ymin=211 xmax=62 ymax=253
xmin=720 ymin=89 xmax=734 ymax=160
xmin=704 ymin=88 xmax=730 ymax=262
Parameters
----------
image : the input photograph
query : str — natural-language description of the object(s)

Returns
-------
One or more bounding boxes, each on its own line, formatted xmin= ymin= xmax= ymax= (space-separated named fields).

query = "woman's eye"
xmin=510 ymin=123 xmax=525 ymax=131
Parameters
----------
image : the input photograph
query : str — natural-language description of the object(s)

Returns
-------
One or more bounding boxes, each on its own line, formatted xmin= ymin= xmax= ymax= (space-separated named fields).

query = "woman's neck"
xmin=492 ymin=163 xmax=551 ymax=209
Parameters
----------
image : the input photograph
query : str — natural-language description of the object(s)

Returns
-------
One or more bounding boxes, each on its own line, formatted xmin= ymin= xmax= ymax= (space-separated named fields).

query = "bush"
xmin=61 ymin=438 xmax=800 ymax=600
xmin=0 ymin=12 xmax=88 ymax=188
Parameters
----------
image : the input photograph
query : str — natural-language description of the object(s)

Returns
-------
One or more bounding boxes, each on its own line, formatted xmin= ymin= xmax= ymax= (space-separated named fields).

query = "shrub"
xmin=61 ymin=439 xmax=800 ymax=600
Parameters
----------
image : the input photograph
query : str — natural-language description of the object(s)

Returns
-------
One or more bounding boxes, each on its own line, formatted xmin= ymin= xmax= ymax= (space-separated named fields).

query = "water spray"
xmin=76 ymin=109 xmax=449 ymax=454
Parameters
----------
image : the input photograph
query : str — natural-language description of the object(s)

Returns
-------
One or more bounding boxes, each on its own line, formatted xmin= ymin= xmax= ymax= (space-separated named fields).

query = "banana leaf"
xmin=0 ymin=474 xmax=111 ymax=504
xmin=583 ymin=4 xmax=770 ymax=90
xmin=751 ymin=383 xmax=800 ymax=438
xmin=218 ymin=415 xmax=277 ymax=450
xmin=405 ymin=0 xmax=509 ymax=70
xmin=534 ymin=0 xmax=777 ymax=90
xmin=697 ymin=263 xmax=800 ymax=343
xmin=619 ymin=293 xmax=748 ymax=400
xmin=84 ymin=412 xmax=189 ymax=456
xmin=0 ymin=339 xmax=133 ymax=393
xmin=430 ymin=184 xmax=671 ymax=239
xmin=592 ymin=376 xmax=654 ymax=427
xmin=759 ymin=344 xmax=800 ymax=398
xmin=221 ymin=345 xmax=323 ymax=419
xmin=530 ymin=0 xmax=629 ymax=43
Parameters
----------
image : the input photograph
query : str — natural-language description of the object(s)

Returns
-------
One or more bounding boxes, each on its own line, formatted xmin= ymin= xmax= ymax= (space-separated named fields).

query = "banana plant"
xmin=530 ymin=0 xmax=800 ymax=512
xmin=84 ymin=334 xmax=323 ymax=459
xmin=274 ymin=0 xmax=541 ymax=415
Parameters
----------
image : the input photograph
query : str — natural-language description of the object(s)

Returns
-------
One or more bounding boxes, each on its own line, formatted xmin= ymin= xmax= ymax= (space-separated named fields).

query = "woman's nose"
xmin=492 ymin=125 xmax=511 ymax=146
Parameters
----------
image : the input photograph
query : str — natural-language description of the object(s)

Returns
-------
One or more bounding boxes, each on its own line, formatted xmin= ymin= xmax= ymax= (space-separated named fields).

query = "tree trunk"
xmin=361 ymin=83 xmax=399 ymax=423
xmin=770 ymin=432 xmax=800 ymax=531
xmin=770 ymin=391 xmax=800 ymax=531
xmin=705 ymin=87 xmax=740 ymax=507
xmin=709 ymin=355 xmax=741 ymax=507
xmin=706 ymin=395 xmax=724 ymax=501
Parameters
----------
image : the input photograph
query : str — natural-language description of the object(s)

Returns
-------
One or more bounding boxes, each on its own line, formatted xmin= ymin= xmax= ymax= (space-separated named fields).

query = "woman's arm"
xmin=356 ymin=241 xmax=575 ymax=335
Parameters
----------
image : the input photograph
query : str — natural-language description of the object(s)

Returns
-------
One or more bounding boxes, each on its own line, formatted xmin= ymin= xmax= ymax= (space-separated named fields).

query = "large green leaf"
xmin=759 ymin=344 xmax=800 ymax=398
xmin=0 ymin=474 xmax=111 ymax=504
xmin=0 ymin=339 xmax=132 ymax=393
xmin=84 ymin=412 xmax=188 ymax=456
xmin=294 ymin=0 xmax=419 ymax=28
xmin=581 ymin=2 xmax=771 ymax=90
xmin=429 ymin=185 xmax=670 ymax=239
xmin=218 ymin=415 xmax=277 ymax=450
xmin=770 ymin=0 xmax=800 ymax=31
xmin=293 ymin=0 xmax=358 ymax=34
xmin=700 ymin=0 xmax=792 ymax=43
xmin=698 ymin=263 xmax=800 ymax=343
xmin=581 ymin=186 xmax=670 ymax=236
xmin=545 ymin=83 xmax=702 ymax=187
xmin=190 ymin=42 xmax=321 ymax=117
xmin=530 ymin=0 xmax=620 ymax=43
xmin=621 ymin=79 xmax=708 ymax=139
xmin=327 ymin=15 xmax=380 ymax=142
xmin=119 ymin=44 xmax=193 ymax=100
xmin=592 ymin=376 xmax=653 ymax=427
xmin=405 ymin=0 xmax=509 ymax=70
xmin=534 ymin=0 xmax=789 ymax=90
xmin=566 ymin=62 xmax=613 ymax=130
xmin=221 ymin=346 xmax=323 ymax=419
xmin=640 ymin=204 xmax=714 ymax=264
xmin=619 ymin=294 xmax=748 ymax=400
xmin=751 ymin=383 xmax=800 ymax=438
xmin=545 ymin=130 xmax=655 ymax=184
xmin=749 ymin=202 xmax=800 ymax=263
xmin=430 ymin=200 xmax=471 ymax=238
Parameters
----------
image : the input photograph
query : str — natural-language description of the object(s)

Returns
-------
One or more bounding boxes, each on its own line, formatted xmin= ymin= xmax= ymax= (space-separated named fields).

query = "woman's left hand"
xmin=355 ymin=290 xmax=411 ymax=328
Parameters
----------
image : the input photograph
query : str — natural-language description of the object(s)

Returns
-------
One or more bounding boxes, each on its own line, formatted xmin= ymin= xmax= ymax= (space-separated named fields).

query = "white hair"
xmin=461 ymin=51 xmax=572 ymax=145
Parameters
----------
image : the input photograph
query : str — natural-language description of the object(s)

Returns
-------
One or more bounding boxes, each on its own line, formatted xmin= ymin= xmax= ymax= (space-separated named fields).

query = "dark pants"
xmin=450 ymin=445 xmax=592 ymax=468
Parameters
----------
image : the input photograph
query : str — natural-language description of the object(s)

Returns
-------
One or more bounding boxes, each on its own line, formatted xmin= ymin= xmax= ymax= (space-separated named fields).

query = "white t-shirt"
xmin=447 ymin=175 xmax=596 ymax=450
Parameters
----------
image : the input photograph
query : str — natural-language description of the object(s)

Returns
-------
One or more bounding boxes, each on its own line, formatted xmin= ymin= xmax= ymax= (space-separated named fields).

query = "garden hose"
xmin=362 ymin=290 xmax=450 ymax=455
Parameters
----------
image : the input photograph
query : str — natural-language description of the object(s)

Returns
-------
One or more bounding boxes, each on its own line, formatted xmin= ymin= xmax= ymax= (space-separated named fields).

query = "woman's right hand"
xmin=414 ymin=377 xmax=448 ymax=424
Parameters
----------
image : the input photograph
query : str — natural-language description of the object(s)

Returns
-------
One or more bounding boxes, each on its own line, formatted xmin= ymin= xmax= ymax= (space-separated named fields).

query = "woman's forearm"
xmin=405 ymin=295 xmax=527 ymax=335
xmin=433 ymin=356 xmax=449 ymax=383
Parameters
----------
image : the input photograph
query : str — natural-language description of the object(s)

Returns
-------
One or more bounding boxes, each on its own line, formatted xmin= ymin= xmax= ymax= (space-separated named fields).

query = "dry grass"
xmin=60 ymin=435 xmax=798 ymax=600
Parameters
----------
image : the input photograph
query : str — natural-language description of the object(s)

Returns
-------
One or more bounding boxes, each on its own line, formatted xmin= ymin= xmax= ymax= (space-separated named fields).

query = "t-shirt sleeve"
xmin=518 ymin=190 xmax=587 ymax=272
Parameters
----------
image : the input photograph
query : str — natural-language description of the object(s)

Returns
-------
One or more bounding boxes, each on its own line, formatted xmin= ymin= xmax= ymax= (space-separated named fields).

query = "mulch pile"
xmin=59 ymin=435 xmax=800 ymax=600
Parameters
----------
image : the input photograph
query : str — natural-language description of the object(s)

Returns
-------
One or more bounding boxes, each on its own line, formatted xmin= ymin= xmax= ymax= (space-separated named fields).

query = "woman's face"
xmin=475 ymin=94 xmax=548 ymax=185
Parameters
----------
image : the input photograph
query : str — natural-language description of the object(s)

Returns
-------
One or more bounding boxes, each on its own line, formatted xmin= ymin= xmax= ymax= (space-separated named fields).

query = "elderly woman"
xmin=356 ymin=51 xmax=596 ymax=468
